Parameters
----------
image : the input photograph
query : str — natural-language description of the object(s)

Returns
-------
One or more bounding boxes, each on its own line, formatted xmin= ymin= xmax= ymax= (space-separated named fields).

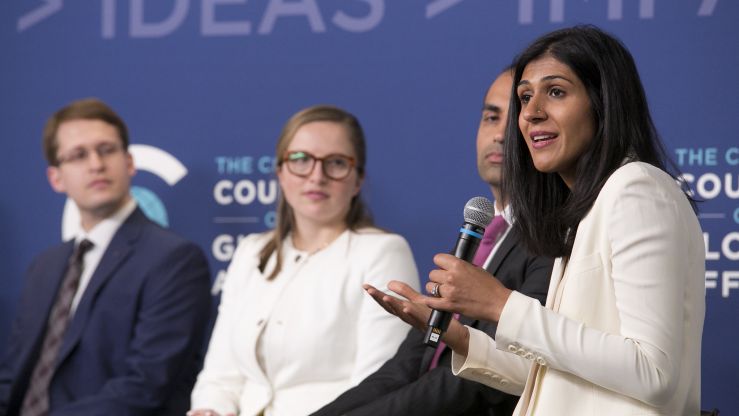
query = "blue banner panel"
xmin=1 ymin=0 xmax=736 ymax=412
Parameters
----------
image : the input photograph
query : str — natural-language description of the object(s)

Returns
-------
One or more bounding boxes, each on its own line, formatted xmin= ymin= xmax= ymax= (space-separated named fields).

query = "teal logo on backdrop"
xmin=61 ymin=144 xmax=187 ymax=239
xmin=131 ymin=186 xmax=168 ymax=227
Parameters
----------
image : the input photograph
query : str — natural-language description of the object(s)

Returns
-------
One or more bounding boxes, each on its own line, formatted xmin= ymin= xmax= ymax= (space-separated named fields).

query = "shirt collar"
xmin=75 ymin=198 xmax=137 ymax=250
xmin=495 ymin=203 xmax=513 ymax=226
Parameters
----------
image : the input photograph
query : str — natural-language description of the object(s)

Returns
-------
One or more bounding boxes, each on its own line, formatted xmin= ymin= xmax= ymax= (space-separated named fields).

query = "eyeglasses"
xmin=281 ymin=151 xmax=356 ymax=180
xmin=56 ymin=142 xmax=124 ymax=166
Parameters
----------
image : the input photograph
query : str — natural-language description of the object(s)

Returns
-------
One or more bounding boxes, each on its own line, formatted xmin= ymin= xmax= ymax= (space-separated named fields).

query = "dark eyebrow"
xmin=517 ymin=74 xmax=574 ymax=88
xmin=482 ymin=104 xmax=501 ymax=113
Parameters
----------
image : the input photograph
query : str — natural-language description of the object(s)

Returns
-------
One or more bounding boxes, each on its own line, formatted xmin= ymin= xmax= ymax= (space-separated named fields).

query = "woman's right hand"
xmin=187 ymin=409 xmax=236 ymax=416
xmin=364 ymin=281 xmax=431 ymax=330
xmin=425 ymin=253 xmax=512 ymax=323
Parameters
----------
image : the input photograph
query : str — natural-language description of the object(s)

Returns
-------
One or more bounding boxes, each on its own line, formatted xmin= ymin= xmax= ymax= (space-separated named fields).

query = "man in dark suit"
xmin=0 ymin=98 xmax=211 ymax=415
xmin=311 ymin=70 xmax=553 ymax=416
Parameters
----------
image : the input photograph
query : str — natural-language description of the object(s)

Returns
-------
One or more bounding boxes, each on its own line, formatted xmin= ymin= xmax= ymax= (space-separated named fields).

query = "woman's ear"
xmin=353 ymin=174 xmax=364 ymax=196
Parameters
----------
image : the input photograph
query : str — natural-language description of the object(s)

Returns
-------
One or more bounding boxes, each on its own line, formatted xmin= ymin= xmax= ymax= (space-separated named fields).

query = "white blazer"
xmin=453 ymin=162 xmax=705 ymax=415
xmin=191 ymin=228 xmax=419 ymax=416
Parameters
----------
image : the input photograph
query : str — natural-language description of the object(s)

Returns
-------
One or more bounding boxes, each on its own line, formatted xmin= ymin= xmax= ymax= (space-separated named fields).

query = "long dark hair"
xmin=258 ymin=105 xmax=374 ymax=279
xmin=502 ymin=25 xmax=684 ymax=258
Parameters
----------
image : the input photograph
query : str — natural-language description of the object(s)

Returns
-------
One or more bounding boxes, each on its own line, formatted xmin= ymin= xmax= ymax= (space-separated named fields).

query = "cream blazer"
xmin=191 ymin=228 xmax=419 ymax=416
xmin=453 ymin=162 xmax=705 ymax=415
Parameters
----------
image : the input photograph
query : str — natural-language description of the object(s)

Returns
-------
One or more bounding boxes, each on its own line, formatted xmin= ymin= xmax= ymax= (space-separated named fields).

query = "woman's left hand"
xmin=424 ymin=253 xmax=512 ymax=323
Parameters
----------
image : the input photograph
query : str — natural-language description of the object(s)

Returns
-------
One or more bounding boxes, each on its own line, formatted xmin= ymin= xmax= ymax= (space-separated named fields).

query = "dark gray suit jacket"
xmin=311 ymin=227 xmax=552 ymax=416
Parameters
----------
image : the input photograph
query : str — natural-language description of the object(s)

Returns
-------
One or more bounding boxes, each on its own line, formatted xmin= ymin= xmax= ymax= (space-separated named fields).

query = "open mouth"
xmin=532 ymin=134 xmax=557 ymax=142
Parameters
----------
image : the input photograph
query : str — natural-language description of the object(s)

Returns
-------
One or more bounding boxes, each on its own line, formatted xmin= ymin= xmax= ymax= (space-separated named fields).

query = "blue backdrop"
xmin=2 ymin=0 xmax=737 ymax=412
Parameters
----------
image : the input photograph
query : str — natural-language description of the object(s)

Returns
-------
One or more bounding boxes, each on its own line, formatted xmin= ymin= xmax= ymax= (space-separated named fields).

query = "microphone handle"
xmin=452 ymin=227 xmax=482 ymax=263
xmin=423 ymin=223 xmax=483 ymax=347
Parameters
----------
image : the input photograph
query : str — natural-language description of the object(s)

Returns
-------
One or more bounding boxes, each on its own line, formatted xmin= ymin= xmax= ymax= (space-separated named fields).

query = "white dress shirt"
xmin=480 ymin=204 xmax=513 ymax=270
xmin=70 ymin=198 xmax=137 ymax=313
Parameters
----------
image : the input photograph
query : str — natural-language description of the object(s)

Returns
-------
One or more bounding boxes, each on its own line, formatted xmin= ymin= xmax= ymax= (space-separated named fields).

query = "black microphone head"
xmin=463 ymin=196 xmax=494 ymax=228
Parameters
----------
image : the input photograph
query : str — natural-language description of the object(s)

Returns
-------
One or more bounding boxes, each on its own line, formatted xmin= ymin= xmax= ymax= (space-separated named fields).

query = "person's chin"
xmin=87 ymin=195 xmax=126 ymax=214
xmin=481 ymin=169 xmax=501 ymax=185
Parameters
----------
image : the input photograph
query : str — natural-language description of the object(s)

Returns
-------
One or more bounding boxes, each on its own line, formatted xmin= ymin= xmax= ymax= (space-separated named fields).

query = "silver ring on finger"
xmin=431 ymin=282 xmax=442 ymax=298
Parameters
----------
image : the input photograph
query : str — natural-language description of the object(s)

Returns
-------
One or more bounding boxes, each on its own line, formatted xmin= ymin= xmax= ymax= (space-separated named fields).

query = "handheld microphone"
xmin=423 ymin=196 xmax=494 ymax=347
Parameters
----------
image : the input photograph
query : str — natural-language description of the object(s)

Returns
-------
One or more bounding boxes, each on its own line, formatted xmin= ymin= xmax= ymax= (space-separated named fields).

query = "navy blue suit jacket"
xmin=0 ymin=208 xmax=212 ymax=416
xmin=311 ymin=228 xmax=553 ymax=416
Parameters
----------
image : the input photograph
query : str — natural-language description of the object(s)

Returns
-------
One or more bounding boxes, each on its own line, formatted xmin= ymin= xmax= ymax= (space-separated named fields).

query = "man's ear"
xmin=47 ymin=166 xmax=65 ymax=193
xmin=126 ymin=151 xmax=136 ymax=178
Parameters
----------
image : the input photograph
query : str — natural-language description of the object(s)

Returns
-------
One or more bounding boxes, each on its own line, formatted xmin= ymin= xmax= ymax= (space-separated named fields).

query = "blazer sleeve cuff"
xmin=451 ymin=326 xmax=525 ymax=395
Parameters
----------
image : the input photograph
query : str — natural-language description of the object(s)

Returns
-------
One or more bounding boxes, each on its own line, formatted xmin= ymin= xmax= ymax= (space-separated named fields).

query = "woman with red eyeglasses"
xmin=189 ymin=105 xmax=419 ymax=416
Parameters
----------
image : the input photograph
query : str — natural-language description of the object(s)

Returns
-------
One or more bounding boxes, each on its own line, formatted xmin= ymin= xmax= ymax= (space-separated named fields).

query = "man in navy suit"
xmin=0 ymin=98 xmax=211 ymax=415
xmin=311 ymin=69 xmax=553 ymax=415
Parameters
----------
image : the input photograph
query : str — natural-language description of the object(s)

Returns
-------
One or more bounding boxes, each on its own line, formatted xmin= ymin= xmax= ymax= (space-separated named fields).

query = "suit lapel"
xmin=419 ymin=340 xmax=436 ymax=372
xmin=56 ymin=209 xmax=145 ymax=368
xmin=545 ymin=258 xmax=564 ymax=309
xmin=35 ymin=243 xmax=75 ymax=323
xmin=22 ymin=243 xmax=75 ymax=367
xmin=485 ymin=228 xmax=516 ymax=277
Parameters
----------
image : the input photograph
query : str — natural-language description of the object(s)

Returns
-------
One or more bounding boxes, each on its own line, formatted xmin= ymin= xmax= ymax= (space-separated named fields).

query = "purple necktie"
xmin=428 ymin=215 xmax=508 ymax=370
xmin=472 ymin=215 xmax=509 ymax=267
xmin=21 ymin=239 xmax=93 ymax=416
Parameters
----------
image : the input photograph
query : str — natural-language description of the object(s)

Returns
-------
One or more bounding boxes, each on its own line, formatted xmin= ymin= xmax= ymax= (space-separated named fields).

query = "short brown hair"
xmin=43 ymin=98 xmax=129 ymax=166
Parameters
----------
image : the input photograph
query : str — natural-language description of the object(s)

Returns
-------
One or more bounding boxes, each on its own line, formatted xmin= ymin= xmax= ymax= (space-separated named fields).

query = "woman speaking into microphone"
xmin=371 ymin=26 xmax=704 ymax=415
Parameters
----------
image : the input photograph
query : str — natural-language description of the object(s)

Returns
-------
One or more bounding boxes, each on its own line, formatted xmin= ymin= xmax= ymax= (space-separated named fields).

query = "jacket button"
xmin=508 ymin=344 xmax=517 ymax=352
